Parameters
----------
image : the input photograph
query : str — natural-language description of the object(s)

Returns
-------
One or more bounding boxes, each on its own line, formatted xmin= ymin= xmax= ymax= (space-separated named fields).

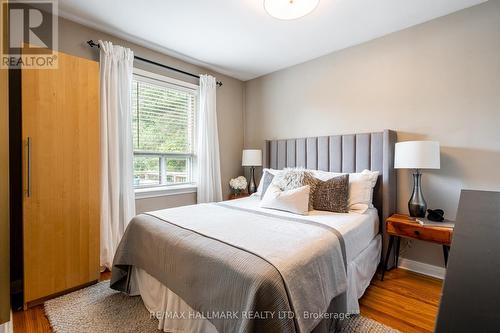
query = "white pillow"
xmin=348 ymin=170 xmax=379 ymax=213
xmin=255 ymin=168 xmax=281 ymax=196
xmin=260 ymin=184 xmax=310 ymax=215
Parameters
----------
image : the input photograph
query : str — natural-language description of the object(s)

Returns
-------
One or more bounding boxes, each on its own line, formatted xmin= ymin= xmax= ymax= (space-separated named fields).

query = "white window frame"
xmin=132 ymin=68 xmax=199 ymax=198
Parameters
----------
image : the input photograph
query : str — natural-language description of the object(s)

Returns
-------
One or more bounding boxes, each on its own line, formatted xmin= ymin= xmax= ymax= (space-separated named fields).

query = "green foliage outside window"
xmin=131 ymin=78 xmax=196 ymax=187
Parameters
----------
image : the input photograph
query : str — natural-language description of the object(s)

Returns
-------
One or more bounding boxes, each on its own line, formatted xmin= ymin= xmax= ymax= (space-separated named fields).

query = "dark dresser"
xmin=435 ymin=190 xmax=500 ymax=332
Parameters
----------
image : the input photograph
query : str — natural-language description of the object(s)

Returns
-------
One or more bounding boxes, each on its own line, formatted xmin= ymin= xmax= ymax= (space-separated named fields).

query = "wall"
xmin=56 ymin=16 xmax=245 ymax=208
xmin=244 ymin=1 xmax=500 ymax=267
xmin=0 ymin=62 xmax=10 ymax=324
xmin=136 ymin=193 xmax=196 ymax=214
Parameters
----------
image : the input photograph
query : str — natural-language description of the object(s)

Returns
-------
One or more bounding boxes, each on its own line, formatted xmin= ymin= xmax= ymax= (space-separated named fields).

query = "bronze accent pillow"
xmin=313 ymin=174 xmax=349 ymax=213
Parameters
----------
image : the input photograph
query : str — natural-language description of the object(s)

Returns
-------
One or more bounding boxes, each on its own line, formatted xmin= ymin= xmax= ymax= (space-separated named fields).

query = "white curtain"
xmin=98 ymin=40 xmax=136 ymax=270
xmin=197 ymin=75 xmax=222 ymax=203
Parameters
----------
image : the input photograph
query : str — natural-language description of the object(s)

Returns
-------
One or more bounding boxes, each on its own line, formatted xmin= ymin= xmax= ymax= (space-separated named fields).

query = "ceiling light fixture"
xmin=264 ymin=0 xmax=320 ymax=20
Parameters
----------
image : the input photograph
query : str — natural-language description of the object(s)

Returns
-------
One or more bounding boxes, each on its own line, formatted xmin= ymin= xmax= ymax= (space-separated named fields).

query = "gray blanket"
xmin=111 ymin=203 xmax=348 ymax=333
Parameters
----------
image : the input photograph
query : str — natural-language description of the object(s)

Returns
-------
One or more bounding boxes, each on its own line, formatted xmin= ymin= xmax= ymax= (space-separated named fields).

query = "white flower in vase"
xmin=229 ymin=176 xmax=248 ymax=195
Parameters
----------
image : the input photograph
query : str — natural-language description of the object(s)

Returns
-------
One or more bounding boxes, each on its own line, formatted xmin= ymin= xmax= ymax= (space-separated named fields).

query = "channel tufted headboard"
xmin=263 ymin=129 xmax=397 ymax=265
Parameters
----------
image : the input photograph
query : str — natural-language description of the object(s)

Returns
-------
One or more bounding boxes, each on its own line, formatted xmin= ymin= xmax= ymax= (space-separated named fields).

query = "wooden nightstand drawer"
xmin=227 ymin=193 xmax=250 ymax=200
xmin=382 ymin=214 xmax=454 ymax=281
xmin=387 ymin=219 xmax=452 ymax=245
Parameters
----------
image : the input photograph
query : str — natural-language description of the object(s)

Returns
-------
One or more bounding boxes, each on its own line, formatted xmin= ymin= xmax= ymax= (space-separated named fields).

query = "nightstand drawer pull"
xmin=414 ymin=230 xmax=421 ymax=236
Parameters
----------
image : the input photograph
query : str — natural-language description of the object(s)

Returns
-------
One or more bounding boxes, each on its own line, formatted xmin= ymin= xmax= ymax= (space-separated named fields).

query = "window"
xmin=132 ymin=69 xmax=198 ymax=189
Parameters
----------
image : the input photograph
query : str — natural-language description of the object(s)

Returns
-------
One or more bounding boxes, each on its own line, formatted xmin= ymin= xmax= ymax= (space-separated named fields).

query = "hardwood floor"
xmin=13 ymin=269 xmax=442 ymax=333
xmin=360 ymin=269 xmax=443 ymax=333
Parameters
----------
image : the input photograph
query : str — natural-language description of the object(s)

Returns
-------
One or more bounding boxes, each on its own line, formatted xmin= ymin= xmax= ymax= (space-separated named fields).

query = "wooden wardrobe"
xmin=21 ymin=50 xmax=100 ymax=307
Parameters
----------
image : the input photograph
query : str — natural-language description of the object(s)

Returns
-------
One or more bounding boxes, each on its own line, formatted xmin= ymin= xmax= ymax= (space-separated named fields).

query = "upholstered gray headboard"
xmin=263 ymin=129 xmax=397 ymax=264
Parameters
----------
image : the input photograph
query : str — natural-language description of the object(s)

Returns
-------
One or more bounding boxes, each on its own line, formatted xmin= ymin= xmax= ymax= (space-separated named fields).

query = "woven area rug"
xmin=45 ymin=281 xmax=400 ymax=333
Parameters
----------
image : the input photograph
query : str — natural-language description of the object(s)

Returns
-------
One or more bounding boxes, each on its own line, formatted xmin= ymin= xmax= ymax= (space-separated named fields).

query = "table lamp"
xmin=395 ymin=141 xmax=440 ymax=218
xmin=242 ymin=149 xmax=262 ymax=194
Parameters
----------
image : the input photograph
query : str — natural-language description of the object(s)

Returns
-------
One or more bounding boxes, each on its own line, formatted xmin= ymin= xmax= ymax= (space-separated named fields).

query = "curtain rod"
xmin=86 ymin=40 xmax=223 ymax=87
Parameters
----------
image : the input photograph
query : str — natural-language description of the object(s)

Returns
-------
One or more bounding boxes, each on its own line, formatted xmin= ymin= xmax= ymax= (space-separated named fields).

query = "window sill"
xmin=135 ymin=184 xmax=197 ymax=200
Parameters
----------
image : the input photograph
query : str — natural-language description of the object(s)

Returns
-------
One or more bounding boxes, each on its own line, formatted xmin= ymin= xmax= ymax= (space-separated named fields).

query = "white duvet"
xmin=227 ymin=195 xmax=380 ymax=262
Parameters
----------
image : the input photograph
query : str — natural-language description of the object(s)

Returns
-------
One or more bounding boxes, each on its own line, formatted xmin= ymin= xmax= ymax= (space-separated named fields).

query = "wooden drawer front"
xmin=387 ymin=221 xmax=452 ymax=245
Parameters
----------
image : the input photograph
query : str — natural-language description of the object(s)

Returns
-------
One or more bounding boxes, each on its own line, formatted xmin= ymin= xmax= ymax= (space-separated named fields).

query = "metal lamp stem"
xmin=248 ymin=166 xmax=257 ymax=194
xmin=408 ymin=169 xmax=427 ymax=218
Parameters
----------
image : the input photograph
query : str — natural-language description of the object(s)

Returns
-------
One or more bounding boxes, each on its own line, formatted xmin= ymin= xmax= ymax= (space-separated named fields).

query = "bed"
xmin=111 ymin=130 xmax=396 ymax=333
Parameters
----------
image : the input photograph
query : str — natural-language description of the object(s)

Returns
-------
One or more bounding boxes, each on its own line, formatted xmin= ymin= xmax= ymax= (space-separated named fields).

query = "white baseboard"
xmin=397 ymin=257 xmax=446 ymax=280
xmin=0 ymin=312 xmax=13 ymax=333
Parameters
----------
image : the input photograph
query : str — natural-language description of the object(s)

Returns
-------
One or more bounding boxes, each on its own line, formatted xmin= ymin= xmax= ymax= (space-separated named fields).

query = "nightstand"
xmin=227 ymin=193 xmax=250 ymax=200
xmin=381 ymin=214 xmax=453 ymax=281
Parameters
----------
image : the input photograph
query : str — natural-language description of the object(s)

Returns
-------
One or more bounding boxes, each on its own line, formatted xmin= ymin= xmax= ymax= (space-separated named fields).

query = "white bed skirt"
xmin=129 ymin=235 xmax=381 ymax=333
xmin=346 ymin=234 xmax=381 ymax=312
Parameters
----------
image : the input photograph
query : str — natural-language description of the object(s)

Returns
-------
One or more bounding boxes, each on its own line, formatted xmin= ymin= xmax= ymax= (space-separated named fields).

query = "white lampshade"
xmin=394 ymin=141 xmax=440 ymax=169
xmin=242 ymin=149 xmax=262 ymax=167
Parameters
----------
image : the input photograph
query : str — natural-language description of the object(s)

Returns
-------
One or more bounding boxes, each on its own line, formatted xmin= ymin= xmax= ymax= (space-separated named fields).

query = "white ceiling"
xmin=58 ymin=0 xmax=486 ymax=81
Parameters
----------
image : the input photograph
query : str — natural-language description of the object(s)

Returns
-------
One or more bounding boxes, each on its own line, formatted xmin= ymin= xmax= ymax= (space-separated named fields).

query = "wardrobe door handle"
xmin=26 ymin=137 xmax=32 ymax=197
